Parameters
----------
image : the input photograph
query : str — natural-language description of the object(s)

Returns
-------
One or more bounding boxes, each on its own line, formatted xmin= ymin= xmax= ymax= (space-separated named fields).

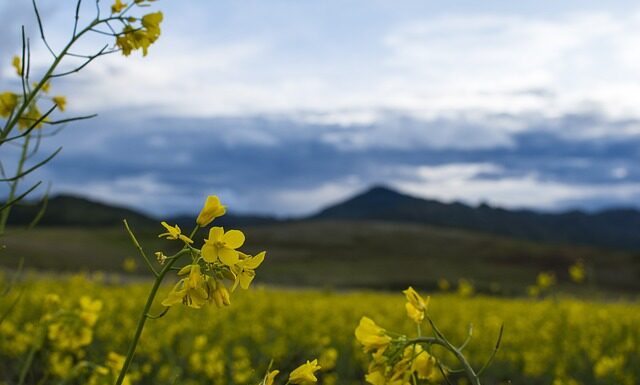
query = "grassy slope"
xmin=1 ymin=220 xmax=638 ymax=293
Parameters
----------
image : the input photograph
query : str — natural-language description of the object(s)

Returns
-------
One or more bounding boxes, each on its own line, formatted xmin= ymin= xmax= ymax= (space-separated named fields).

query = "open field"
xmin=2 ymin=221 xmax=639 ymax=295
xmin=1 ymin=275 xmax=638 ymax=385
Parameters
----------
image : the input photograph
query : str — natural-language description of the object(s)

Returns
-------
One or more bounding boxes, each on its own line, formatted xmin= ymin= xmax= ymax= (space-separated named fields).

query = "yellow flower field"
xmin=1 ymin=274 xmax=638 ymax=385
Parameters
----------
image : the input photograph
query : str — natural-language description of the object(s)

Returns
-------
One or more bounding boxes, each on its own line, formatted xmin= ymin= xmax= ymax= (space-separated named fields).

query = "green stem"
xmin=0 ymin=135 xmax=31 ymax=235
xmin=114 ymin=248 xmax=189 ymax=385
xmin=17 ymin=324 xmax=44 ymax=385
xmin=408 ymin=337 xmax=481 ymax=385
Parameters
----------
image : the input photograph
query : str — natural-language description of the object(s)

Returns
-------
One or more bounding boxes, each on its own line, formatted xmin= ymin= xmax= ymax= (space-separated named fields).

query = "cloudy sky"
xmin=2 ymin=0 xmax=640 ymax=217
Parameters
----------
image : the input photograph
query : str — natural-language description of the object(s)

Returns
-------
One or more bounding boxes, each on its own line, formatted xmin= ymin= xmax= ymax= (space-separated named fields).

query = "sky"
xmin=2 ymin=0 xmax=640 ymax=217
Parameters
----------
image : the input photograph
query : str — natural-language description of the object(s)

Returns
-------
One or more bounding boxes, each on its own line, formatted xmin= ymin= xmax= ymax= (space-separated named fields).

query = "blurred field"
xmin=1 ymin=275 xmax=638 ymax=385
xmin=1 ymin=220 xmax=639 ymax=295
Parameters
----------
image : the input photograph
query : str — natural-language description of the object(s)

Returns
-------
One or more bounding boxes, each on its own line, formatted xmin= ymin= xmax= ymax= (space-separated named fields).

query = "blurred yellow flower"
xmin=196 ymin=195 xmax=226 ymax=226
xmin=201 ymin=226 xmax=245 ymax=266
xmin=289 ymin=359 xmax=321 ymax=385
xmin=0 ymin=92 xmax=18 ymax=118
xmin=437 ymin=278 xmax=450 ymax=291
xmin=158 ymin=221 xmax=193 ymax=244
xmin=264 ymin=369 xmax=279 ymax=385
xmin=123 ymin=257 xmax=137 ymax=273
xmin=52 ymin=96 xmax=66 ymax=112
xmin=111 ymin=0 xmax=127 ymax=13
xmin=141 ymin=12 xmax=163 ymax=37
xmin=569 ymin=261 xmax=586 ymax=283
xmin=12 ymin=55 xmax=21 ymax=76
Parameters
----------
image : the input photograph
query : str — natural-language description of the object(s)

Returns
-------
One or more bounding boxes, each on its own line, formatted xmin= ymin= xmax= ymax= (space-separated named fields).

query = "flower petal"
xmin=223 ymin=229 xmax=245 ymax=249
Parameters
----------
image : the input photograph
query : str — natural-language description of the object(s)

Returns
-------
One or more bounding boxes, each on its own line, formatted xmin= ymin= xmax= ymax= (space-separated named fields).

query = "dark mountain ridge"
xmin=313 ymin=186 xmax=640 ymax=250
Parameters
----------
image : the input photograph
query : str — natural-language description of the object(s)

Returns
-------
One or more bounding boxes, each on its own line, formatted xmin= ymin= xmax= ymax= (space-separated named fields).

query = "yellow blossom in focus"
xmin=0 ymin=92 xmax=18 ymax=118
xmin=210 ymin=279 xmax=231 ymax=308
xmin=289 ymin=359 xmax=321 ymax=385
xmin=12 ymin=56 xmax=21 ymax=76
xmin=196 ymin=195 xmax=226 ymax=226
xmin=158 ymin=221 xmax=193 ymax=244
xmin=410 ymin=346 xmax=436 ymax=379
xmin=403 ymin=287 xmax=429 ymax=324
xmin=161 ymin=264 xmax=209 ymax=308
xmin=201 ymin=226 xmax=245 ymax=266
xmin=232 ymin=251 xmax=266 ymax=290
xmin=111 ymin=0 xmax=127 ymax=13
xmin=355 ymin=317 xmax=392 ymax=352
xmin=52 ymin=96 xmax=66 ymax=111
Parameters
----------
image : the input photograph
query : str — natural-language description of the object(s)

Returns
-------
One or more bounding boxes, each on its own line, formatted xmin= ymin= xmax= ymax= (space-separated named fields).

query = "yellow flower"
xmin=18 ymin=104 xmax=44 ymax=129
xmin=232 ymin=251 xmax=265 ymax=290
xmin=457 ymin=279 xmax=475 ymax=297
xmin=122 ymin=257 xmax=137 ymax=273
xmin=365 ymin=370 xmax=386 ymax=385
xmin=158 ymin=221 xmax=193 ymax=244
xmin=141 ymin=11 xmax=163 ymax=37
xmin=403 ymin=287 xmax=429 ymax=324
xmin=0 ymin=92 xmax=18 ymax=118
xmin=263 ymin=370 xmax=279 ymax=385
xmin=79 ymin=296 xmax=103 ymax=327
xmin=355 ymin=317 xmax=392 ymax=352
xmin=161 ymin=264 xmax=209 ymax=308
xmin=12 ymin=55 xmax=21 ymax=76
xmin=289 ymin=359 xmax=321 ymax=385
xmin=536 ymin=272 xmax=556 ymax=289
xmin=52 ymin=96 xmax=66 ymax=112
xmin=569 ymin=261 xmax=586 ymax=283
xmin=210 ymin=279 xmax=231 ymax=308
xmin=201 ymin=226 xmax=245 ymax=266
xmin=437 ymin=278 xmax=450 ymax=291
xmin=196 ymin=195 xmax=226 ymax=226
xmin=111 ymin=0 xmax=127 ymax=13
xmin=410 ymin=346 xmax=436 ymax=379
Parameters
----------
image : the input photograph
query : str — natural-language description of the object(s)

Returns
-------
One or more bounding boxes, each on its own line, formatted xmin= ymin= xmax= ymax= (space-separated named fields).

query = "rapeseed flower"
xmin=263 ymin=370 xmax=279 ymax=385
xmin=403 ymin=287 xmax=429 ymax=324
xmin=289 ymin=359 xmax=321 ymax=385
xmin=569 ymin=261 xmax=586 ymax=283
xmin=52 ymin=96 xmax=66 ymax=111
xmin=196 ymin=195 xmax=226 ymax=226
xmin=158 ymin=221 xmax=193 ymax=244
xmin=161 ymin=264 xmax=209 ymax=308
xmin=355 ymin=317 xmax=391 ymax=352
xmin=0 ymin=92 xmax=18 ymax=118
xmin=201 ymin=226 xmax=245 ymax=266
xmin=111 ymin=0 xmax=127 ymax=13
xmin=12 ymin=56 xmax=21 ymax=76
xmin=232 ymin=251 xmax=266 ymax=290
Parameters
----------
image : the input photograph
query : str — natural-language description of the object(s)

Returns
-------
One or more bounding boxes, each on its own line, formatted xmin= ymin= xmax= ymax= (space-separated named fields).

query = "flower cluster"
xmin=159 ymin=195 xmax=266 ymax=309
xmin=259 ymin=359 xmax=322 ymax=385
xmin=0 ymin=56 xmax=66 ymax=128
xmin=112 ymin=0 xmax=164 ymax=57
xmin=355 ymin=288 xmax=438 ymax=385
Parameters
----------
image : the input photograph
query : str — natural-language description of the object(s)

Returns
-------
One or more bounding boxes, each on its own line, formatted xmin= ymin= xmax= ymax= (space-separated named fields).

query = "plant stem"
xmin=114 ymin=248 xmax=188 ymax=385
xmin=409 ymin=337 xmax=481 ymax=385
xmin=0 ymin=135 xmax=31 ymax=235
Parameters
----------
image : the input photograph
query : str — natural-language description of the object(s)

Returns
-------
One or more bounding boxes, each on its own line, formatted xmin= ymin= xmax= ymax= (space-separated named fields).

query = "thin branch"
xmin=146 ymin=307 xmax=170 ymax=320
xmin=21 ymin=27 xmax=28 ymax=99
xmin=476 ymin=324 xmax=504 ymax=376
xmin=0 ymin=105 xmax=57 ymax=144
xmin=73 ymin=0 xmax=83 ymax=37
xmin=123 ymin=219 xmax=159 ymax=277
xmin=27 ymin=184 xmax=50 ymax=230
xmin=45 ymin=113 xmax=97 ymax=126
xmin=0 ymin=148 xmax=61 ymax=182
xmin=458 ymin=323 xmax=473 ymax=351
xmin=32 ymin=0 xmax=57 ymax=58
xmin=50 ymin=45 xmax=109 ymax=78
xmin=0 ymin=182 xmax=42 ymax=212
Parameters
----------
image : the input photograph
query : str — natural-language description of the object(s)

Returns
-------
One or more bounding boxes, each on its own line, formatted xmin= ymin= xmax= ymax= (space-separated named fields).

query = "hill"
xmin=314 ymin=186 xmax=640 ymax=250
